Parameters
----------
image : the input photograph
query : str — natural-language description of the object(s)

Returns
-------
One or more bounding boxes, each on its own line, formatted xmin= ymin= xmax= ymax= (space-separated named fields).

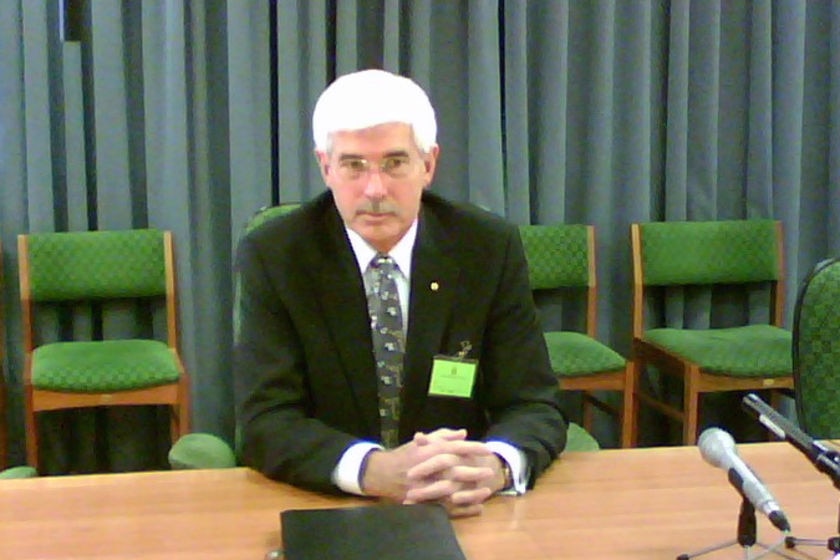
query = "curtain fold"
xmin=2 ymin=0 xmax=839 ymax=470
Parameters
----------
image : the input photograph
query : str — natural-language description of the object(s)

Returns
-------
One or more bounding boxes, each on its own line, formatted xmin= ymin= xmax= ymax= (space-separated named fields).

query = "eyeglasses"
xmin=336 ymin=155 xmax=416 ymax=181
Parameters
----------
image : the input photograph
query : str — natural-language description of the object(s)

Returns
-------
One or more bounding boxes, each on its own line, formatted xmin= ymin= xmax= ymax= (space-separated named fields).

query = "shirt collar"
xmin=346 ymin=219 xmax=418 ymax=279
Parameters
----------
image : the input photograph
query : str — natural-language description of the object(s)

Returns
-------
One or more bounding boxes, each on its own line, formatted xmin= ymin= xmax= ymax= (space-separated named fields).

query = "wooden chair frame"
xmin=525 ymin=225 xmax=635 ymax=448
xmin=630 ymin=221 xmax=792 ymax=446
xmin=18 ymin=231 xmax=191 ymax=469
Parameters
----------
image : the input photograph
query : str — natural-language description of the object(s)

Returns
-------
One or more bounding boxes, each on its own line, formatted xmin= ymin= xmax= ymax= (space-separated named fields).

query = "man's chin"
xmin=355 ymin=213 xmax=398 ymax=229
xmin=352 ymin=222 xmax=402 ymax=250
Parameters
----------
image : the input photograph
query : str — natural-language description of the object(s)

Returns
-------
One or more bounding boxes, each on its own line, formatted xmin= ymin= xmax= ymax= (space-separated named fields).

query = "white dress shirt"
xmin=331 ymin=221 xmax=528 ymax=495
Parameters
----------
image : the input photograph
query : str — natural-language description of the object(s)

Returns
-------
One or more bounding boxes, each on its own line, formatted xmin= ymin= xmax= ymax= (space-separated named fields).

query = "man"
xmin=234 ymin=69 xmax=566 ymax=517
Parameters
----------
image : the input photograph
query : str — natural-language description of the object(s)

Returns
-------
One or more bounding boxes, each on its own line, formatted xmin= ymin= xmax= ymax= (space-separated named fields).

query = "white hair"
xmin=312 ymin=69 xmax=438 ymax=154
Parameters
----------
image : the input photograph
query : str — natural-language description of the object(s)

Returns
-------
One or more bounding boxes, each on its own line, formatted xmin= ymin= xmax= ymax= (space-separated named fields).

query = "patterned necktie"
xmin=365 ymin=254 xmax=405 ymax=449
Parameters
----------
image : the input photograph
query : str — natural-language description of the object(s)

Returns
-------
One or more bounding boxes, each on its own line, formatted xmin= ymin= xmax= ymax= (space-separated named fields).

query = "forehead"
xmin=329 ymin=123 xmax=417 ymax=155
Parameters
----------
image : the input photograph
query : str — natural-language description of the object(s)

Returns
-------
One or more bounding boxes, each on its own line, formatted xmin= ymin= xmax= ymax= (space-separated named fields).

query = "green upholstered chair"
xmin=170 ymin=204 xmax=300 ymax=470
xmin=169 ymin=432 xmax=237 ymax=469
xmin=565 ymin=422 xmax=601 ymax=452
xmin=241 ymin=203 xmax=301 ymax=233
xmin=17 ymin=229 xmax=191 ymax=470
xmin=0 ymin=465 xmax=38 ymax=479
xmin=630 ymin=220 xmax=793 ymax=445
xmin=793 ymin=258 xmax=840 ymax=439
xmin=519 ymin=224 xmax=634 ymax=448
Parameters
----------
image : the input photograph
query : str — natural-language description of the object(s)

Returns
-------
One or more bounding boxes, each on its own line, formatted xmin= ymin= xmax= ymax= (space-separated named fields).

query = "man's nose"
xmin=363 ymin=169 xmax=387 ymax=198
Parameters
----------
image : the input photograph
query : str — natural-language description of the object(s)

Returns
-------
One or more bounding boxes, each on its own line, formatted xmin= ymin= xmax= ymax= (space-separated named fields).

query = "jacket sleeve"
xmin=479 ymin=225 xmax=567 ymax=485
xmin=233 ymin=233 xmax=358 ymax=494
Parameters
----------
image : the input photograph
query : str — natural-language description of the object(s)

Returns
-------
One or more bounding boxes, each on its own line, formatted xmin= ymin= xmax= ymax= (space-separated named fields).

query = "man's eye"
xmin=341 ymin=159 xmax=367 ymax=172
xmin=382 ymin=156 xmax=409 ymax=172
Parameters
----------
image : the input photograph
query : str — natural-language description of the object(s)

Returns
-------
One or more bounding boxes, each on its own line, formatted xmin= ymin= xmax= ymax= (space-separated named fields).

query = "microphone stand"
xmin=784 ymin=491 xmax=840 ymax=557
xmin=741 ymin=393 xmax=840 ymax=558
xmin=677 ymin=493 xmax=799 ymax=560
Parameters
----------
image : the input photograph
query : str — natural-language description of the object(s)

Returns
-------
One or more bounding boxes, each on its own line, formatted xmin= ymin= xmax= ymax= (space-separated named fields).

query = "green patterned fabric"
xmin=168 ymin=433 xmax=237 ymax=469
xmin=32 ymin=340 xmax=180 ymax=392
xmin=27 ymin=230 xmax=166 ymax=301
xmin=519 ymin=224 xmax=590 ymax=289
xmin=794 ymin=258 xmax=840 ymax=439
xmin=640 ymin=220 xmax=779 ymax=286
xmin=544 ymin=332 xmax=627 ymax=376
xmin=565 ymin=422 xmax=601 ymax=452
xmin=0 ymin=466 xmax=38 ymax=479
xmin=520 ymin=223 xmax=628 ymax=380
xmin=645 ymin=325 xmax=792 ymax=376
xmin=171 ymin=205 xmax=302 ymax=469
xmin=245 ymin=203 xmax=301 ymax=235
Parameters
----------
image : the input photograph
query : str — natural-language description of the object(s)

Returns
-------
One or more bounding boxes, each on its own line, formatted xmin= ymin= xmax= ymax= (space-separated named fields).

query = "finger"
xmin=406 ymin=453 xmax=461 ymax=480
xmin=408 ymin=457 xmax=494 ymax=483
xmin=448 ymin=485 xmax=493 ymax=507
xmin=413 ymin=428 xmax=467 ymax=446
xmin=404 ymin=478 xmax=462 ymax=503
xmin=407 ymin=439 xmax=492 ymax=469
xmin=424 ymin=438 xmax=493 ymax=458
xmin=444 ymin=502 xmax=484 ymax=518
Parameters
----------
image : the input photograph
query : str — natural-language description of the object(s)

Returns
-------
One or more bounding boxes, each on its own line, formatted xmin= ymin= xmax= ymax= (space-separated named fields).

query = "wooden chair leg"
xmin=173 ymin=375 xmax=191 ymax=441
xmin=620 ymin=363 xmax=635 ymax=448
xmin=629 ymin=358 xmax=643 ymax=447
xmin=24 ymin=392 xmax=39 ymax=470
xmin=581 ymin=392 xmax=595 ymax=435
xmin=683 ymin=367 xmax=700 ymax=445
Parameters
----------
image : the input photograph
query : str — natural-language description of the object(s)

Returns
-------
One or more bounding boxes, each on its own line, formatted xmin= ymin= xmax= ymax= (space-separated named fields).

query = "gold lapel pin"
xmin=430 ymin=281 xmax=439 ymax=291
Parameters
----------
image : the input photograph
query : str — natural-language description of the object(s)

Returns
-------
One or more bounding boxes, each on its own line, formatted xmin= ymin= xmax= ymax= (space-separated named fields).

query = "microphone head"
xmin=698 ymin=427 xmax=737 ymax=470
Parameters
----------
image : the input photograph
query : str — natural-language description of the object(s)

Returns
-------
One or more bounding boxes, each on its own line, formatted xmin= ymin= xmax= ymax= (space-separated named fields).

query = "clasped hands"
xmin=360 ymin=428 xmax=507 ymax=518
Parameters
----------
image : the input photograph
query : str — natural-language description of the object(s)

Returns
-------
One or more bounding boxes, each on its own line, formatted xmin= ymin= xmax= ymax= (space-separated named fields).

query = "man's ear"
xmin=314 ymin=150 xmax=330 ymax=181
xmin=422 ymin=144 xmax=440 ymax=184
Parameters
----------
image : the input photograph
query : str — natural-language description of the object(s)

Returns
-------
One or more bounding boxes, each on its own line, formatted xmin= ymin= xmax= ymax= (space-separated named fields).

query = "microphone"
xmin=742 ymin=393 xmax=840 ymax=485
xmin=698 ymin=427 xmax=791 ymax=532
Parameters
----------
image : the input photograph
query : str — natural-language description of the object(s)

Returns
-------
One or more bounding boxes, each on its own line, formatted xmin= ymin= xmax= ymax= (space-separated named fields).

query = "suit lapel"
xmin=401 ymin=208 xmax=460 ymax=434
xmin=314 ymin=207 xmax=380 ymax=436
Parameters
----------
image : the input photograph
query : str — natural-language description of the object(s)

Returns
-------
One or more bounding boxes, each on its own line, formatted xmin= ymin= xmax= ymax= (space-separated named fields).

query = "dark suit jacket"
xmin=234 ymin=191 xmax=566 ymax=494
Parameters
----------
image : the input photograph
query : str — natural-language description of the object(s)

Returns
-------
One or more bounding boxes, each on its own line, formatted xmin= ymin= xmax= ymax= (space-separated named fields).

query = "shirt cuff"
xmin=331 ymin=441 xmax=383 ymax=495
xmin=485 ymin=440 xmax=529 ymax=495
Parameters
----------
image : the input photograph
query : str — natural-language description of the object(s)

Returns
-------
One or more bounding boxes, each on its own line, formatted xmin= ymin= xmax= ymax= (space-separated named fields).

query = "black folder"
xmin=280 ymin=503 xmax=467 ymax=560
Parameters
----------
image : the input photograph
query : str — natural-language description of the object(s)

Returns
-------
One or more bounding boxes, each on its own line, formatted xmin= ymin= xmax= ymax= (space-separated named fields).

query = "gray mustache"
xmin=357 ymin=201 xmax=399 ymax=214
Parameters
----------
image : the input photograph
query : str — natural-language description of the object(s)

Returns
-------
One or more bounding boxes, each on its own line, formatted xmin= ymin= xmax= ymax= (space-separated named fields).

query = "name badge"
xmin=428 ymin=341 xmax=477 ymax=399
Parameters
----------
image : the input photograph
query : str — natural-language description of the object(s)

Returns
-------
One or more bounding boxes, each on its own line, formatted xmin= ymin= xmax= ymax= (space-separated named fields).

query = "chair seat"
xmin=544 ymin=331 xmax=627 ymax=376
xmin=565 ymin=422 xmax=601 ymax=451
xmin=0 ymin=466 xmax=38 ymax=479
xmin=644 ymin=324 xmax=791 ymax=377
xmin=169 ymin=433 xmax=237 ymax=470
xmin=33 ymin=340 xmax=180 ymax=392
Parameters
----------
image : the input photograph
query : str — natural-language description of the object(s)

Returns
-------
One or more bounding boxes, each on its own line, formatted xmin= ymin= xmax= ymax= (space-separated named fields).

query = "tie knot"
xmin=371 ymin=254 xmax=395 ymax=272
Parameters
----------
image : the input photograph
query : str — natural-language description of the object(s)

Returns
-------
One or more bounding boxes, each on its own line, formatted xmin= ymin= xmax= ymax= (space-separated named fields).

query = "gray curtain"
xmin=1 ymin=0 xmax=838 ymax=471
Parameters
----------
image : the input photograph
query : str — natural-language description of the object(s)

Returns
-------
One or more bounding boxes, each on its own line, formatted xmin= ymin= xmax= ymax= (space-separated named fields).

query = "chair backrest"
xmin=519 ymin=224 xmax=596 ymax=335
xmin=21 ymin=230 xmax=169 ymax=301
xmin=233 ymin=203 xmax=300 ymax=458
xmin=18 ymin=229 xmax=178 ymax=350
xmin=631 ymin=220 xmax=784 ymax=336
xmin=793 ymin=257 xmax=840 ymax=439
xmin=245 ymin=203 xmax=301 ymax=235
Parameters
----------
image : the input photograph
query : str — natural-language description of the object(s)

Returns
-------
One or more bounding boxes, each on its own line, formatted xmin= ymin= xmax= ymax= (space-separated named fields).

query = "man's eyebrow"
xmin=336 ymin=150 xmax=411 ymax=161
xmin=382 ymin=150 xmax=411 ymax=158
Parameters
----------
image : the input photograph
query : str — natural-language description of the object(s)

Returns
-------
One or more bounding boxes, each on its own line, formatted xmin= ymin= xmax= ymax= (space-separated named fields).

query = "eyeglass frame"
xmin=332 ymin=151 xmax=424 ymax=182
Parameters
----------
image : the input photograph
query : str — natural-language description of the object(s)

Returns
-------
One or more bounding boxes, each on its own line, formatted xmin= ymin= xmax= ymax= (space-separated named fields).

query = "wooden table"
xmin=0 ymin=442 xmax=837 ymax=559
